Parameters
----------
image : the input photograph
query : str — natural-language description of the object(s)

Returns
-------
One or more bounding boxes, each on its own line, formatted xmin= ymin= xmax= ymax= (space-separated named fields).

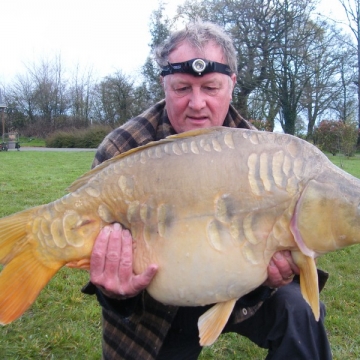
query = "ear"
xmin=229 ymin=74 xmax=237 ymax=99
xmin=230 ymin=74 xmax=237 ymax=89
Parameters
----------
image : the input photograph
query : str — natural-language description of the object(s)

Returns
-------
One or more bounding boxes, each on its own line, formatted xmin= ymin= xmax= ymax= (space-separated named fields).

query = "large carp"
xmin=0 ymin=127 xmax=359 ymax=345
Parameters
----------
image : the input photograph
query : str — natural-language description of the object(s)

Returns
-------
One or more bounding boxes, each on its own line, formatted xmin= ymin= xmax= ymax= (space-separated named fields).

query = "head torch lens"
xmin=192 ymin=59 xmax=207 ymax=73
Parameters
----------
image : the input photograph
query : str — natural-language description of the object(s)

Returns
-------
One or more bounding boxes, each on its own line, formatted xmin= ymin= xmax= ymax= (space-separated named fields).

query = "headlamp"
xmin=160 ymin=58 xmax=232 ymax=77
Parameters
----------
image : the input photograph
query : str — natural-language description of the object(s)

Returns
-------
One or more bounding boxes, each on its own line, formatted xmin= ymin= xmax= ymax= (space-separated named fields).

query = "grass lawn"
xmin=0 ymin=150 xmax=360 ymax=359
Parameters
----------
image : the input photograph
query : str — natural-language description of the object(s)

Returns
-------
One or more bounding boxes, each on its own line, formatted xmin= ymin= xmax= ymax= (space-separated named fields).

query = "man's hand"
xmin=90 ymin=223 xmax=158 ymax=299
xmin=263 ymin=250 xmax=300 ymax=288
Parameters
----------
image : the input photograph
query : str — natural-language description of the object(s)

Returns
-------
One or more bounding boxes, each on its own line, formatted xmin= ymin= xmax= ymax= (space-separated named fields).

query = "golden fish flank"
xmin=191 ymin=140 xmax=200 ymax=154
xmin=3 ymin=126 xmax=360 ymax=347
xmin=272 ymin=151 xmax=286 ymax=188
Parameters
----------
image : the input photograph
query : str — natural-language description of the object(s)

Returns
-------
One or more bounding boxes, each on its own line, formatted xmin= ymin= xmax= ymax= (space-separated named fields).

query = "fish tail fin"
xmin=0 ymin=208 xmax=63 ymax=324
xmin=0 ymin=209 xmax=33 ymax=263
xmin=292 ymin=251 xmax=320 ymax=321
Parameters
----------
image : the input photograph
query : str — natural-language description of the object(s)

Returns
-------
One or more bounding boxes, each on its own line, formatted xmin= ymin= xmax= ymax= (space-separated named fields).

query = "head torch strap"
xmin=161 ymin=58 xmax=232 ymax=77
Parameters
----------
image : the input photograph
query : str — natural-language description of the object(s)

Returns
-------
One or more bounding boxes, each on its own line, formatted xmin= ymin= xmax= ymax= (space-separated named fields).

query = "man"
xmin=83 ymin=21 xmax=332 ymax=359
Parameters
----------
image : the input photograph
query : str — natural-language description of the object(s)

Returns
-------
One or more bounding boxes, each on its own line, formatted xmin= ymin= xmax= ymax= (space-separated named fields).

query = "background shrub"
xmin=314 ymin=120 xmax=358 ymax=156
xmin=45 ymin=125 xmax=112 ymax=148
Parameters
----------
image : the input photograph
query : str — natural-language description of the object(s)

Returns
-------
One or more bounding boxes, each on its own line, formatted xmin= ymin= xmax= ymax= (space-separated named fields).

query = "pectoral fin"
xmin=292 ymin=251 xmax=319 ymax=321
xmin=66 ymin=258 xmax=91 ymax=270
xmin=198 ymin=299 xmax=237 ymax=346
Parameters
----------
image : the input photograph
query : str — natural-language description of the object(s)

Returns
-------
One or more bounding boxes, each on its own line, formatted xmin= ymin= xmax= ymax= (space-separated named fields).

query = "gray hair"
xmin=154 ymin=21 xmax=238 ymax=75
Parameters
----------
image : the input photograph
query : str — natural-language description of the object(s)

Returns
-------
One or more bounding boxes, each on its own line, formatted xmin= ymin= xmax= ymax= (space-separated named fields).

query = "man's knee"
xmin=224 ymin=282 xmax=331 ymax=359
xmin=270 ymin=281 xmax=326 ymax=323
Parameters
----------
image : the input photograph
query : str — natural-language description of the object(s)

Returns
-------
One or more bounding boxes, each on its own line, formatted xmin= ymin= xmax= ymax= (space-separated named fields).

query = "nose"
xmin=188 ymin=88 xmax=206 ymax=111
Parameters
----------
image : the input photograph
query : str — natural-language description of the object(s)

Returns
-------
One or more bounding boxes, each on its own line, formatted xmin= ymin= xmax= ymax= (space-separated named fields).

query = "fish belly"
xmin=144 ymin=216 xmax=270 ymax=306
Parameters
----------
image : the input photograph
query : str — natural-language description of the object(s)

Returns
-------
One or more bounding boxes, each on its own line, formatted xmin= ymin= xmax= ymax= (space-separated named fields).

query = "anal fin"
xmin=198 ymin=299 xmax=237 ymax=346
xmin=292 ymin=251 xmax=320 ymax=321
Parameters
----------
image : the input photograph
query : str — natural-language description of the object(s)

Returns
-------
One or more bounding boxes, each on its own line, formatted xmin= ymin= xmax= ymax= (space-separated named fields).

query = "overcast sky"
xmin=0 ymin=0 xmax=185 ymax=84
xmin=0 ymin=0 xmax=350 ymax=86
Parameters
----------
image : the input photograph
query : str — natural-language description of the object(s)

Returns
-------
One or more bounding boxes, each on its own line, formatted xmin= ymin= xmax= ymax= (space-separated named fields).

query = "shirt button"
xmin=242 ymin=308 xmax=248 ymax=316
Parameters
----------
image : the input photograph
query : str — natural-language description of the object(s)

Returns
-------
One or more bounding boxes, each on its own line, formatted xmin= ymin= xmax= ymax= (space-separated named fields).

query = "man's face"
xmin=162 ymin=41 xmax=237 ymax=134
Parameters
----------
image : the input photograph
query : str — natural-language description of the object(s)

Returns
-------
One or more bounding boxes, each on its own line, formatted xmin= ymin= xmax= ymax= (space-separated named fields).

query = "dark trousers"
xmin=157 ymin=281 xmax=332 ymax=360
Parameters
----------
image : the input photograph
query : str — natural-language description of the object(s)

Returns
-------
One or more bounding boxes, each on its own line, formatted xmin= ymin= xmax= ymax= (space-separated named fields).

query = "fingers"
xmin=103 ymin=223 xmax=123 ymax=280
xmin=90 ymin=225 xmax=112 ymax=279
xmin=263 ymin=251 xmax=300 ymax=288
xmin=118 ymin=228 xmax=134 ymax=282
xmin=131 ymin=264 xmax=158 ymax=294
xmin=90 ymin=223 xmax=157 ymax=299
xmin=273 ymin=250 xmax=299 ymax=278
xmin=119 ymin=229 xmax=158 ymax=293
xmin=282 ymin=250 xmax=300 ymax=274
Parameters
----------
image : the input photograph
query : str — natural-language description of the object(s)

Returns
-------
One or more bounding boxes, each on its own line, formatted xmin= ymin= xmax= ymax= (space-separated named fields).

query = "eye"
xmin=173 ymin=87 xmax=191 ymax=96
xmin=203 ymin=86 xmax=219 ymax=95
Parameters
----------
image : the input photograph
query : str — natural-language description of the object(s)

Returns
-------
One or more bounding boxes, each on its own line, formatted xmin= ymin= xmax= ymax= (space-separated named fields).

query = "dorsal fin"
xmin=67 ymin=127 xmax=223 ymax=192
xmin=166 ymin=127 xmax=221 ymax=139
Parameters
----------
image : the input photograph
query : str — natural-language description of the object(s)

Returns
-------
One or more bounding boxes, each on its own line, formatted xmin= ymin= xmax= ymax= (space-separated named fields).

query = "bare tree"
xmin=23 ymin=55 xmax=69 ymax=132
xmin=93 ymin=71 xmax=136 ymax=126
xmin=266 ymin=0 xmax=325 ymax=134
xmin=338 ymin=0 xmax=360 ymax=140
xmin=69 ymin=65 xmax=94 ymax=127
xmin=299 ymin=23 xmax=355 ymax=139
xmin=247 ymin=81 xmax=281 ymax=131
xmin=7 ymin=73 xmax=37 ymax=125
xmin=6 ymin=55 xmax=87 ymax=135
xmin=330 ymin=47 xmax=358 ymax=122
xmin=140 ymin=2 xmax=171 ymax=105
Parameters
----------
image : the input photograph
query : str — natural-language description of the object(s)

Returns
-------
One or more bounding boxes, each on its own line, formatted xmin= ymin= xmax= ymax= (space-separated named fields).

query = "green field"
xmin=0 ymin=150 xmax=360 ymax=359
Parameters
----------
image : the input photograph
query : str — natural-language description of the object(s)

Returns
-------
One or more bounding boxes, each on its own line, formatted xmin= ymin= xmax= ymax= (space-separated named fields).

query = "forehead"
xmin=165 ymin=72 xmax=226 ymax=86
xmin=168 ymin=40 xmax=227 ymax=64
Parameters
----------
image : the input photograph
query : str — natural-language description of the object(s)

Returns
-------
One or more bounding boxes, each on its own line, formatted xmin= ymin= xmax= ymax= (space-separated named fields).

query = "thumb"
xmin=131 ymin=264 xmax=158 ymax=293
